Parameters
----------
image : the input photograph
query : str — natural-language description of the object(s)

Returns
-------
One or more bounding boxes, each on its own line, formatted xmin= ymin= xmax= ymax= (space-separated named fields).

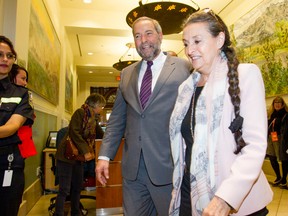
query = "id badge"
xmin=2 ymin=170 xmax=13 ymax=187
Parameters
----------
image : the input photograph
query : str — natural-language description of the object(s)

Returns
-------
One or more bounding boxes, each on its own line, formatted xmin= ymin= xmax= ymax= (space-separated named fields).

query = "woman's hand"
xmin=202 ymin=196 xmax=231 ymax=216
xmin=84 ymin=152 xmax=94 ymax=161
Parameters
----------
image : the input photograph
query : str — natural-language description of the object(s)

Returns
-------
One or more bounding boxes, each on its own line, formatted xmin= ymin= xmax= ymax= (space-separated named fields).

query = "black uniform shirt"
xmin=0 ymin=76 xmax=34 ymax=147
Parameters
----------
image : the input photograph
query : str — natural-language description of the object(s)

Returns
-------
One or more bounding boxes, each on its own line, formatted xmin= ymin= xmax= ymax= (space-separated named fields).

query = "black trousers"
xmin=179 ymin=171 xmax=192 ymax=216
xmin=179 ymin=170 xmax=268 ymax=216
xmin=0 ymin=147 xmax=25 ymax=216
xmin=0 ymin=168 xmax=24 ymax=216
xmin=247 ymin=207 xmax=269 ymax=216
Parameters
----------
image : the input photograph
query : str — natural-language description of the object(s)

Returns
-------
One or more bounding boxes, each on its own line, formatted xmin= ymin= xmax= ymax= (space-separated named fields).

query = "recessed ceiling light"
xmin=87 ymin=52 xmax=93 ymax=55
xmin=88 ymin=71 xmax=93 ymax=74
xmin=109 ymin=71 xmax=113 ymax=74
xmin=83 ymin=0 xmax=92 ymax=4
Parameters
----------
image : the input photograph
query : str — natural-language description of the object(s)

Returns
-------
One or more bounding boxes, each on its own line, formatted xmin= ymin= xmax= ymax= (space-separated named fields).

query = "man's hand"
xmin=202 ymin=196 xmax=231 ymax=216
xmin=95 ymin=159 xmax=110 ymax=186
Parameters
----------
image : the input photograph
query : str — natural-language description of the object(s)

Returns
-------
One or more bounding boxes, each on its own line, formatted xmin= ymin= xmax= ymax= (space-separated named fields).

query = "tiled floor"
xmin=27 ymin=175 xmax=288 ymax=216
xmin=266 ymin=175 xmax=288 ymax=216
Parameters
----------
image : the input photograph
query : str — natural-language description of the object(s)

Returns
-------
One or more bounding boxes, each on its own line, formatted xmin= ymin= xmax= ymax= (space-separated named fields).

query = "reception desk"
xmin=42 ymin=148 xmax=58 ymax=192
xmin=95 ymin=139 xmax=124 ymax=210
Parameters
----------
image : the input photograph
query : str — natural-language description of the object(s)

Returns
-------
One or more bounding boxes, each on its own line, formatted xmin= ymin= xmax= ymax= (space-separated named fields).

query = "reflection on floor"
xmin=27 ymin=175 xmax=288 ymax=216
xmin=27 ymin=190 xmax=96 ymax=216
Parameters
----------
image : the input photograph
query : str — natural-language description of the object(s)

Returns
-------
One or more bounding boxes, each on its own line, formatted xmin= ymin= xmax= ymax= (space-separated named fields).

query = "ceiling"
xmin=58 ymin=0 xmax=244 ymax=84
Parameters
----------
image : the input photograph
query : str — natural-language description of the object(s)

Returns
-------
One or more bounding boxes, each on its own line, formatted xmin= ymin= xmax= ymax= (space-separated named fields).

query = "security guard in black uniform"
xmin=0 ymin=35 xmax=34 ymax=216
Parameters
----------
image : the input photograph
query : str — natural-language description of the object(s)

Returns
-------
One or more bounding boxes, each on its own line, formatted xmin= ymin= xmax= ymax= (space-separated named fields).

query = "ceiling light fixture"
xmin=83 ymin=0 xmax=92 ymax=4
xmin=126 ymin=0 xmax=199 ymax=35
xmin=113 ymin=43 xmax=140 ymax=71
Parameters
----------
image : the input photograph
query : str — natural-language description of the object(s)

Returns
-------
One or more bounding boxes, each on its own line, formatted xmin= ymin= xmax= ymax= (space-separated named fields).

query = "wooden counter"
xmin=42 ymin=148 xmax=58 ymax=191
xmin=95 ymin=139 xmax=124 ymax=209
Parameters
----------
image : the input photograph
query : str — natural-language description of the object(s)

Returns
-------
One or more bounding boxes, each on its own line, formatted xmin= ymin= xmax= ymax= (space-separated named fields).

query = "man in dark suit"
xmin=96 ymin=16 xmax=190 ymax=216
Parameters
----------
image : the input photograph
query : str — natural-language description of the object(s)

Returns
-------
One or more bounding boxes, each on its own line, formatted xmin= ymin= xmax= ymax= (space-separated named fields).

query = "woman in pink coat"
xmin=169 ymin=9 xmax=273 ymax=216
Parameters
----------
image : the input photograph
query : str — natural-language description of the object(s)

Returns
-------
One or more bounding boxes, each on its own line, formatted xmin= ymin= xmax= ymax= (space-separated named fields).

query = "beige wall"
xmin=0 ymin=0 xmax=3 ymax=32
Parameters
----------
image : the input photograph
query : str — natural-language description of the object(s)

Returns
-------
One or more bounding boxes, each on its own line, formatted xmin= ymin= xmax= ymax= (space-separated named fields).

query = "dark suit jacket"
xmin=99 ymin=54 xmax=190 ymax=185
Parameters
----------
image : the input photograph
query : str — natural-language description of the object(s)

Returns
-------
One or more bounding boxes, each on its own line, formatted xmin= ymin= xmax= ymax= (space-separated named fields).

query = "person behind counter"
xmin=169 ymin=9 xmax=273 ymax=216
xmin=0 ymin=35 xmax=34 ymax=216
xmin=54 ymin=93 xmax=106 ymax=216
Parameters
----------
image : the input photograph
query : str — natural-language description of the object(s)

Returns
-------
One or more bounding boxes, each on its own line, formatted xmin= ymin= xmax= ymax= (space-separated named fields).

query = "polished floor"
xmin=27 ymin=174 xmax=287 ymax=216
xmin=27 ymin=190 xmax=97 ymax=216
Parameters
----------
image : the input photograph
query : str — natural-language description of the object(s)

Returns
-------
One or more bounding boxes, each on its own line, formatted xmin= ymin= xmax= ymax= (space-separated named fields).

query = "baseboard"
xmin=18 ymin=178 xmax=43 ymax=216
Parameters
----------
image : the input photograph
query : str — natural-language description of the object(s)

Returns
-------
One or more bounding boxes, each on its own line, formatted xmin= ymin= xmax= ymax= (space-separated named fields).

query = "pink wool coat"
xmin=169 ymin=63 xmax=273 ymax=215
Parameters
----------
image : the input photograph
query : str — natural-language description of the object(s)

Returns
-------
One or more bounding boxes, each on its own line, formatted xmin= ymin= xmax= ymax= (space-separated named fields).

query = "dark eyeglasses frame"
xmin=0 ymin=52 xmax=16 ymax=60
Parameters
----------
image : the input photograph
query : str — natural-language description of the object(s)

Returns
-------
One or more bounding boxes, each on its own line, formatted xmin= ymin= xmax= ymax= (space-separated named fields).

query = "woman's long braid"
xmin=224 ymin=46 xmax=246 ymax=154
xmin=184 ymin=10 xmax=247 ymax=154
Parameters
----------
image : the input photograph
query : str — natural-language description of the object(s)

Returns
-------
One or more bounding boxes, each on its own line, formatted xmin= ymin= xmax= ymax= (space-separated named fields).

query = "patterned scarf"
xmin=81 ymin=104 xmax=96 ymax=149
xmin=170 ymin=57 xmax=228 ymax=216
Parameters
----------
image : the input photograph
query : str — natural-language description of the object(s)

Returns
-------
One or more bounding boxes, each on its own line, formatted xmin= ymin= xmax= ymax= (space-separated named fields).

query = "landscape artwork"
xmin=65 ymin=65 xmax=73 ymax=114
xmin=27 ymin=0 xmax=60 ymax=105
xmin=230 ymin=0 xmax=288 ymax=97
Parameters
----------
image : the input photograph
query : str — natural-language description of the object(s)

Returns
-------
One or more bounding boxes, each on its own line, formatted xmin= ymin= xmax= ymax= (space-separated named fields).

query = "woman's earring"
xmin=220 ymin=50 xmax=227 ymax=60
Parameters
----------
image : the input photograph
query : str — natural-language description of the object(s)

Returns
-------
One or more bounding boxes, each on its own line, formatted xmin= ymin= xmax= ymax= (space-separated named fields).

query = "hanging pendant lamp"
xmin=126 ymin=0 xmax=200 ymax=35
xmin=112 ymin=43 xmax=140 ymax=71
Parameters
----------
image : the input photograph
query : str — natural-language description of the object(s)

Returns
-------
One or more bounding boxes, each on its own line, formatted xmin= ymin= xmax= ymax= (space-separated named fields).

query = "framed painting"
xmin=230 ymin=0 xmax=288 ymax=97
xmin=27 ymin=0 xmax=60 ymax=105
xmin=65 ymin=65 xmax=73 ymax=114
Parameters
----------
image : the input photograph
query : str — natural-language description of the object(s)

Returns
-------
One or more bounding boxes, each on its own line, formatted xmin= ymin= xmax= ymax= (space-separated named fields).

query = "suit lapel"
xmin=126 ymin=61 xmax=143 ymax=111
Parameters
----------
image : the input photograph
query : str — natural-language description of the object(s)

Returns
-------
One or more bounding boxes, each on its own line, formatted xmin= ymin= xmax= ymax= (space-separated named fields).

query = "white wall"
xmin=0 ymin=0 xmax=3 ymax=33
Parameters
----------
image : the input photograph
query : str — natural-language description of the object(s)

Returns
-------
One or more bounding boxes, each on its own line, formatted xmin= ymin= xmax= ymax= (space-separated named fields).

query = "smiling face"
xmin=0 ymin=42 xmax=16 ymax=78
xmin=183 ymin=22 xmax=224 ymax=75
xmin=133 ymin=19 xmax=163 ymax=61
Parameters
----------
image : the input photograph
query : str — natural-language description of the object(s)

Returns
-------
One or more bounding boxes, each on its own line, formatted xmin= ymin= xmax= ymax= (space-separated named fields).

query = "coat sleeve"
xmin=215 ymin=64 xmax=268 ymax=210
xmin=98 ymin=82 xmax=127 ymax=160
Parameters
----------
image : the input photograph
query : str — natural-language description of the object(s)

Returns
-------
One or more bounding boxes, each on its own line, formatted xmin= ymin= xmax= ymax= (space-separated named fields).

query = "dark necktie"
xmin=140 ymin=61 xmax=153 ymax=109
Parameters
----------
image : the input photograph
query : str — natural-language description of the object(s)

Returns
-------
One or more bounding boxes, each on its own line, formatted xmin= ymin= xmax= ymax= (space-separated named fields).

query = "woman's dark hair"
xmin=183 ymin=9 xmax=245 ymax=154
xmin=267 ymin=96 xmax=288 ymax=119
xmin=9 ymin=64 xmax=28 ymax=83
xmin=85 ymin=93 xmax=106 ymax=108
xmin=0 ymin=35 xmax=17 ymax=59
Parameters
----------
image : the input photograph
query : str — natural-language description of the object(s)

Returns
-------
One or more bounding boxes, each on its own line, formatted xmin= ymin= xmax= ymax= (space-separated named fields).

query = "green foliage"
xmin=235 ymin=20 xmax=288 ymax=97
